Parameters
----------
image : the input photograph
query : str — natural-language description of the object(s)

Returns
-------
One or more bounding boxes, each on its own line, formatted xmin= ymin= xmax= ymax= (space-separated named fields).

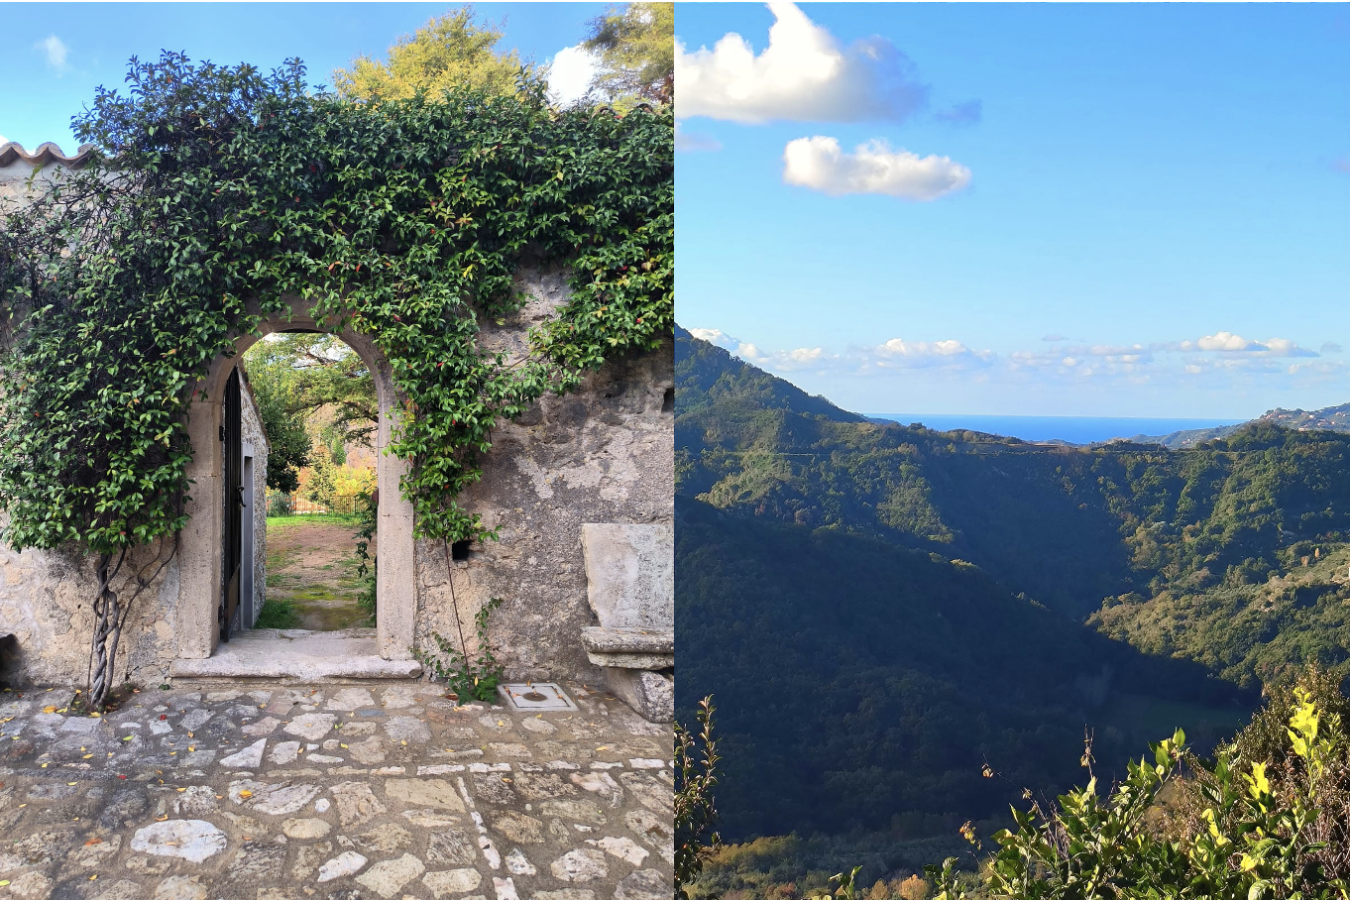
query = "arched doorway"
xmin=173 ymin=298 xmax=417 ymax=674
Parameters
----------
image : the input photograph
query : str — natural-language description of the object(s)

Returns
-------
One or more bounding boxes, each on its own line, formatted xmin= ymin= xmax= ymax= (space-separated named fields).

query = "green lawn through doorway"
xmin=260 ymin=513 xmax=373 ymax=630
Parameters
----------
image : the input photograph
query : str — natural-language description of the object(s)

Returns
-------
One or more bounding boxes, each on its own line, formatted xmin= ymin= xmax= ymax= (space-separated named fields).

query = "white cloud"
xmin=1166 ymin=332 xmax=1319 ymax=357
xmin=684 ymin=326 xmax=1342 ymax=394
xmin=783 ymin=136 xmax=971 ymax=201
xmin=547 ymin=44 xmax=600 ymax=107
xmin=877 ymin=338 xmax=972 ymax=358
xmin=0 ymin=134 xmax=8 ymax=146
xmin=675 ymin=1 xmax=927 ymax=124
xmin=687 ymin=327 xmax=740 ymax=351
xmin=1197 ymin=331 xmax=1259 ymax=352
xmin=35 ymin=35 xmax=70 ymax=75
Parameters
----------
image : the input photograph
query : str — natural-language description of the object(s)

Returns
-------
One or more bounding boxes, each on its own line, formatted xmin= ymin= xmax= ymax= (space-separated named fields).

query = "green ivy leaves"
xmin=0 ymin=52 xmax=672 ymax=555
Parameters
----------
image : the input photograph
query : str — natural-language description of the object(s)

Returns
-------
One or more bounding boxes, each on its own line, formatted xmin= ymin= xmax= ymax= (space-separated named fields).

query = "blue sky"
xmin=0 ymin=3 xmax=608 ymax=151
xmin=676 ymin=3 xmax=1350 ymax=419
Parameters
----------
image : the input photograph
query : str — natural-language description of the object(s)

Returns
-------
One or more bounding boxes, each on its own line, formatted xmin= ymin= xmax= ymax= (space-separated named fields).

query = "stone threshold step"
xmin=169 ymin=627 xmax=421 ymax=682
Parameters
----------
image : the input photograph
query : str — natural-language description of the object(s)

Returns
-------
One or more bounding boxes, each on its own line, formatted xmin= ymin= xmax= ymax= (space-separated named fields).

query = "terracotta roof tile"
xmin=0 ymin=141 xmax=95 ymax=169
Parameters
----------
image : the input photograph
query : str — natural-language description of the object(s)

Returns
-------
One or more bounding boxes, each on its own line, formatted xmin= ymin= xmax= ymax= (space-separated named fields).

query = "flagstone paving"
xmin=0 ymin=682 xmax=673 ymax=900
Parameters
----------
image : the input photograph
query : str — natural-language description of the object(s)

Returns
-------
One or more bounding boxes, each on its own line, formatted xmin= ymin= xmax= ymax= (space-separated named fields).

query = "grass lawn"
xmin=261 ymin=515 xmax=373 ymax=630
xmin=266 ymin=512 xmax=362 ymax=529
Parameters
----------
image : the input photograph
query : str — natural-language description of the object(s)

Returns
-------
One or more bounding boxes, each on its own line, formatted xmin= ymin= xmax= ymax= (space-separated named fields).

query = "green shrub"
xmin=677 ymin=696 xmax=722 ymax=900
xmin=254 ymin=597 xmax=301 ymax=629
xmin=927 ymin=683 xmax=1350 ymax=899
xmin=411 ymin=597 xmax=503 ymax=702
xmin=267 ymin=491 xmax=293 ymax=517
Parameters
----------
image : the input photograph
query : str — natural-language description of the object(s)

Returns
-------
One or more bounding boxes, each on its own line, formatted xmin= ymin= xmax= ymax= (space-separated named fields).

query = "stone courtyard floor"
xmin=0 ymin=681 xmax=673 ymax=900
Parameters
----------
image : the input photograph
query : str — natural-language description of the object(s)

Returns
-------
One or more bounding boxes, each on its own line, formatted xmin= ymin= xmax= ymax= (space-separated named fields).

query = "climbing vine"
xmin=0 ymin=53 xmax=672 ymax=704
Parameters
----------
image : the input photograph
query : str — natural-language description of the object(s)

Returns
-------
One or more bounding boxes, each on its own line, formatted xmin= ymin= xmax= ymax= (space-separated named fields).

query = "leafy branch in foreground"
xmin=677 ymin=695 xmax=722 ymax=900
xmin=928 ymin=686 xmax=1350 ymax=899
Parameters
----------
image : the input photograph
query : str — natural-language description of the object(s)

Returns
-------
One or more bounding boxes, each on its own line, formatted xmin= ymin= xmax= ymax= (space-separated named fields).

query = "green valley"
xmin=675 ymin=324 xmax=1350 ymax=887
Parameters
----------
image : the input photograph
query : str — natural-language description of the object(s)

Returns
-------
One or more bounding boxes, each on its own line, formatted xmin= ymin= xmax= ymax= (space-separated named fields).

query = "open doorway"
xmin=239 ymin=332 xmax=378 ymax=634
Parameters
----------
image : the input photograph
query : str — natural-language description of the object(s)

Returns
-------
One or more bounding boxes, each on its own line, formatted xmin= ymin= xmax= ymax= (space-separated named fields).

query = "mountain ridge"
xmin=1131 ymin=402 xmax=1350 ymax=448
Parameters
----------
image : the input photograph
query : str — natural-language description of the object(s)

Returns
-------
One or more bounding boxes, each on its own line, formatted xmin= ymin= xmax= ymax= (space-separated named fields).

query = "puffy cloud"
xmin=1197 ymin=331 xmax=1259 ymax=352
xmin=783 ymin=136 xmax=971 ymax=201
xmin=1166 ymin=332 xmax=1319 ymax=357
xmin=1261 ymin=338 xmax=1318 ymax=357
xmin=0 ymin=134 xmax=7 ymax=146
xmin=684 ymin=325 xmax=1340 ymax=393
xmin=735 ymin=342 xmax=836 ymax=372
xmin=687 ymin=327 xmax=741 ymax=351
xmin=675 ymin=123 xmax=722 ymax=153
xmin=934 ymin=99 xmax=982 ymax=125
xmin=675 ymin=2 xmax=927 ymax=124
xmin=861 ymin=336 xmax=996 ymax=373
xmin=35 ymin=35 xmax=69 ymax=75
xmin=877 ymin=337 xmax=972 ymax=358
xmin=547 ymin=45 xmax=600 ymax=107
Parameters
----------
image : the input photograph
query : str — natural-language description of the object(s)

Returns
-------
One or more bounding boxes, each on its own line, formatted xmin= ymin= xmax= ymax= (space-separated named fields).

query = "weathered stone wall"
xmin=414 ymin=264 xmax=675 ymax=683
xmin=0 ymin=538 xmax=182 ymax=687
xmin=0 ymin=150 xmax=672 ymax=688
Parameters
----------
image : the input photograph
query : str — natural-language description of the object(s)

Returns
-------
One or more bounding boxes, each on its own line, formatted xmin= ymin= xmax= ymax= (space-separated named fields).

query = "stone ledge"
xmin=170 ymin=628 xmax=421 ymax=681
xmin=581 ymin=626 xmax=673 ymax=654
xmin=586 ymin=650 xmax=674 ymax=669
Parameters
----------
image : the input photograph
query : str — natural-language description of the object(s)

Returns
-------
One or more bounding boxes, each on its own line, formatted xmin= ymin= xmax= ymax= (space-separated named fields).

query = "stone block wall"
xmin=414 ymin=345 xmax=674 ymax=683
xmin=0 ymin=149 xmax=673 ymax=689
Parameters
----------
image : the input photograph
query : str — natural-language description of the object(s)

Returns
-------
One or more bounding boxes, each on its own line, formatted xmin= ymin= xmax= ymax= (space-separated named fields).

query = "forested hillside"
xmin=676 ymin=327 xmax=1350 ymax=623
xmin=677 ymin=496 xmax=1242 ymax=840
xmin=675 ymin=324 xmax=1350 ymax=842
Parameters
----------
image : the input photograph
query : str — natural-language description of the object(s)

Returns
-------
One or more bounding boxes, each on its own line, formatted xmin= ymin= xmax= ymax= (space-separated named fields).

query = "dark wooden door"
xmin=220 ymin=367 xmax=243 ymax=642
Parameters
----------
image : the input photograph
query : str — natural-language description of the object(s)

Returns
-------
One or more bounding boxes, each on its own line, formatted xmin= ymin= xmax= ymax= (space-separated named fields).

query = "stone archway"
xmin=173 ymin=298 xmax=416 ymax=667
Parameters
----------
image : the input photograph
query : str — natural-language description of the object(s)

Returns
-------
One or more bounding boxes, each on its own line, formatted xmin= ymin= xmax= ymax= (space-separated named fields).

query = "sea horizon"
xmin=868 ymin=413 xmax=1248 ymax=445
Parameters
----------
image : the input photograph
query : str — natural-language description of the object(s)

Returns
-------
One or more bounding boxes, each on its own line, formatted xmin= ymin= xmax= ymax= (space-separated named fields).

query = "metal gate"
xmin=220 ymin=366 xmax=243 ymax=642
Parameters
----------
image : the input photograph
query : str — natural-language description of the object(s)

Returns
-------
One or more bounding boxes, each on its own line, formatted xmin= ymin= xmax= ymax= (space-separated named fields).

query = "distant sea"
xmin=867 ymin=414 xmax=1247 ymax=446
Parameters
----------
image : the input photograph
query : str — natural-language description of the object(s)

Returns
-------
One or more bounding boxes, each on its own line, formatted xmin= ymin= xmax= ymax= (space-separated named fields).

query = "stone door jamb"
xmin=174 ymin=297 xmax=416 ymax=661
